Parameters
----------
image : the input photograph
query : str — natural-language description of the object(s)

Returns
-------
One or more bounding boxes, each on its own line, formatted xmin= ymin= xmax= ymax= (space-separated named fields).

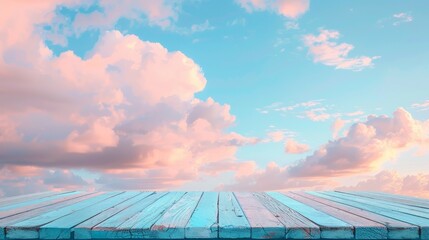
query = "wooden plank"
xmin=0 ymin=192 xmax=61 ymax=208
xmin=0 ymin=191 xmax=78 ymax=211
xmin=323 ymin=191 xmax=429 ymax=220
xmin=284 ymin=192 xmax=387 ymax=239
xmin=128 ymin=192 xmax=185 ymax=239
xmin=218 ymin=192 xmax=251 ymax=239
xmin=296 ymin=191 xmax=419 ymax=239
xmin=234 ymin=192 xmax=284 ymax=239
xmin=6 ymin=192 xmax=121 ymax=239
xmin=309 ymin=191 xmax=429 ymax=239
xmin=73 ymin=192 xmax=157 ymax=240
xmin=339 ymin=191 xmax=429 ymax=209
xmin=357 ymin=191 xmax=429 ymax=206
xmin=267 ymin=192 xmax=353 ymax=239
xmin=39 ymin=191 xmax=147 ymax=239
xmin=150 ymin=192 xmax=202 ymax=239
xmin=0 ymin=192 xmax=101 ymax=240
xmin=253 ymin=192 xmax=320 ymax=239
xmin=0 ymin=192 xmax=88 ymax=219
xmin=185 ymin=192 xmax=218 ymax=239
xmin=91 ymin=192 xmax=175 ymax=239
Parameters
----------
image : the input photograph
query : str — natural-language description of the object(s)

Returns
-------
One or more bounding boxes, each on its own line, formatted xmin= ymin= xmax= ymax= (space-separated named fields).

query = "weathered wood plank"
xmin=0 ymin=192 xmax=101 ymax=240
xmin=149 ymin=192 xmax=202 ymax=239
xmin=339 ymin=191 xmax=429 ymax=209
xmin=218 ymin=192 xmax=251 ymax=239
xmin=91 ymin=192 xmax=175 ymax=239
xmin=357 ymin=191 xmax=429 ymax=206
xmin=7 ymin=192 xmax=121 ymax=239
xmin=323 ymin=191 xmax=429 ymax=220
xmin=285 ymin=192 xmax=387 ymax=239
xmin=234 ymin=192 xmax=285 ymax=239
xmin=309 ymin=191 xmax=428 ymax=239
xmin=268 ymin=192 xmax=353 ymax=239
xmin=0 ymin=192 xmax=90 ymax=220
xmin=39 ymin=191 xmax=146 ymax=239
xmin=0 ymin=191 xmax=78 ymax=212
xmin=252 ymin=192 xmax=320 ymax=239
xmin=296 ymin=191 xmax=419 ymax=239
xmin=0 ymin=192 xmax=60 ymax=208
xmin=185 ymin=192 xmax=218 ymax=239
xmin=73 ymin=192 xmax=157 ymax=239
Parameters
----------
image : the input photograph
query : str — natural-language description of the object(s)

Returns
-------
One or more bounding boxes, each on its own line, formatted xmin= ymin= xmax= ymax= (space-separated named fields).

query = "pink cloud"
xmin=237 ymin=0 xmax=309 ymax=19
xmin=289 ymin=108 xmax=429 ymax=177
xmin=303 ymin=29 xmax=380 ymax=71
xmin=338 ymin=170 xmax=429 ymax=198
xmin=284 ymin=139 xmax=310 ymax=154
xmin=0 ymin=4 xmax=257 ymax=195
xmin=331 ymin=118 xmax=346 ymax=139
xmin=0 ymin=166 xmax=90 ymax=197
xmin=223 ymin=108 xmax=429 ymax=191
xmin=412 ymin=100 xmax=429 ymax=111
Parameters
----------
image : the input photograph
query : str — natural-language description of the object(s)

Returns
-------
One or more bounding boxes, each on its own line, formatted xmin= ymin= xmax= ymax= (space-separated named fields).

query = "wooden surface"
xmin=0 ymin=191 xmax=428 ymax=240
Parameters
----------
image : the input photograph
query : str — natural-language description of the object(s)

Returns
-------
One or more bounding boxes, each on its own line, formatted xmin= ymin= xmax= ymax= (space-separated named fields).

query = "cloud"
xmin=190 ymin=20 xmax=215 ymax=33
xmin=303 ymin=29 xmax=380 ymax=71
xmin=289 ymin=108 xmax=429 ymax=177
xmin=0 ymin=3 xmax=257 ymax=195
xmin=237 ymin=0 xmax=309 ymax=19
xmin=338 ymin=170 xmax=429 ymax=198
xmin=223 ymin=108 xmax=429 ymax=191
xmin=331 ymin=118 xmax=346 ymax=139
xmin=412 ymin=100 xmax=429 ymax=111
xmin=393 ymin=12 xmax=413 ymax=26
xmin=221 ymin=162 xmax=326 ymax=191
xmin=284 ymin=139 xmax=310 ymax=154
xmin=0 ymin=166 xmax=90 ymax=197
xmin=304 ymin=107 xmax=331 ymax=121
xmin=73 ymin=1 xmax=181 ymax=32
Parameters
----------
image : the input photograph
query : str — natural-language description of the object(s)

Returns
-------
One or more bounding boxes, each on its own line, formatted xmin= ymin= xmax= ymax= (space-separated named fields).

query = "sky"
xmin=0 ymin=0 xmax=429 ymax=197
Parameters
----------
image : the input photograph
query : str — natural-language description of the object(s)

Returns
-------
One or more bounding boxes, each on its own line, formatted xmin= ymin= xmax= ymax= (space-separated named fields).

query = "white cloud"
xmin=303 ymin=29 xmax=380 ymax=71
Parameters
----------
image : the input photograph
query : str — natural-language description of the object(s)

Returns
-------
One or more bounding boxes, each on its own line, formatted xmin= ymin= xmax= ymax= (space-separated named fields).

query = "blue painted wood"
xmin=185 ymin=192 xmax=218 ymax=239
xmin=339 ymin=191 xmax=429 ymax=209
xmin=7 ymin=192 xmax=120 ymax=239
xmin=331 ymin=191 xmax=429 ymax=218
xmin=310 ymin=191 xmax=428 ymax=239
xmin=267 ymin=192 xmax=354 ymax=239
xmin=284 ymin=192 xmax=387 ymax=239
xmin=0 ymin=192 xmax=60 ymax=208
xmin=151 ymin=192 xmax=202 ymax=239
xmin=234 ymin=192 xmax=285 ymax=239
xmin=252 ymin=192 xmax=320 ymax=239
xmin=1 ymin=191 xmax=427 ymax=240
xmin=0 ymin=192 xmax=100 ymax=240
xmin=0 ymin=191 xmax=79 ymax=212
xmin=73 ymin=192 xmax=156 ymax=239
xmin=296 ymin=191 xmax=419 ymax=239
xmin=90 ymin=192 xmax=183 ymax=239
xmin=39 ymin=192 xmax=145 ymax=239
xmin=218 ymin=192 xmax=251 ymax=239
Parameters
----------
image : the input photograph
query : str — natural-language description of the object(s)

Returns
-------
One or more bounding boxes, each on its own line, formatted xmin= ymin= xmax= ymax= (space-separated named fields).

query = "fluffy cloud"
xmin=289 ymin=108 xmax=428 ymax=177
xmin=284 ymin=139 xmax=310 ymax=154
xmin=237 ymin=0 xmax=309 ymax=19
xmin=224 ymin=108 xmax=429 ymax=191
xmin=338 ymin=170 xmax=429 ymax=198
xmin=0 ymin=3 xmax=257 ymax=196
xmin=0 ymin=166 xmax=90 ymax=197
xmin=303 ymin=29 xmax=379 ymax=71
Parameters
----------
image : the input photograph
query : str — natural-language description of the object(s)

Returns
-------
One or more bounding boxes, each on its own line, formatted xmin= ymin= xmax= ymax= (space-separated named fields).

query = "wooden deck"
xmin=0 ymin=191 xmax=428 ymax=240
